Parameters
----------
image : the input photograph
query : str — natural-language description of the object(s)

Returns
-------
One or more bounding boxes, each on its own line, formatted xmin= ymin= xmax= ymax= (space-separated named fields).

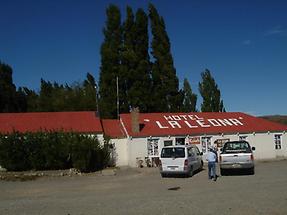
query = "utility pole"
xmin=94 ymin=82 xmax=100 ymax=117
xmin=116 ymin=76 xmax=119 ymax=119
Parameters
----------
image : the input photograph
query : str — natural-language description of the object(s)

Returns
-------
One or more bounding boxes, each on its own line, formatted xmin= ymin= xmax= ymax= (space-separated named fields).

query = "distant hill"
xmin=260 ymin=115 xmax=287 ymax=125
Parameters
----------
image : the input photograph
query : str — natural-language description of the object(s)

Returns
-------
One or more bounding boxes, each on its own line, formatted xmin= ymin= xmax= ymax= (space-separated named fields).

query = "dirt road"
xmin=1 ymin=160 xmax=287 ymax=215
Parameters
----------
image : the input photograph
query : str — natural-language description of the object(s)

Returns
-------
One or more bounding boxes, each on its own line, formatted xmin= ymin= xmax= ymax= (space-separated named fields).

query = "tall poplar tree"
xmin=119 ymin=7 xmax=151 ymax=113
xmin=99 ymin=4 xmax=122 ymax=118
xmin=199 ymin=69 xmax=225 ymax=112
xmin=120 ymin=6 xmax=136 ymax=113
xmin=182 ymin=78 xmax=197 ymax=112
xmin=0 ymin=61 xmax=27 ymax=112
xmin=149 ymin=3 xmax=180 ymax=112
xmin=128 ymin=8 xmax=151 ymax=112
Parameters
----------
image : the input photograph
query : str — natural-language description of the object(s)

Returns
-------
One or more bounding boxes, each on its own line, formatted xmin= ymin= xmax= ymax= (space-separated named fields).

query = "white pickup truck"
xmin=219 ymin=141 xmax=255 ymax=175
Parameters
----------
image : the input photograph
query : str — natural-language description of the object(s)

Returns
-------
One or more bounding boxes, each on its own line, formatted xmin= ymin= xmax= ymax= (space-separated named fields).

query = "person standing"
xmin=207 ymin=146 xmax=217 ymax=181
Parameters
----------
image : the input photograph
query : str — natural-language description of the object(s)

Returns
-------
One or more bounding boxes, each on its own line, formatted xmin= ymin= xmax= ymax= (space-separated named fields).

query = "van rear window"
xmin=161 ymin=147 xmax=185 ymax=158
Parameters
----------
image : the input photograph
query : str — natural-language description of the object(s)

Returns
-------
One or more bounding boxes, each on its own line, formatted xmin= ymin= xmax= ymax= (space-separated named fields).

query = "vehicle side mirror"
xmin=220 ymin=148 xmax=223 ymax=152
xmin=252 ymin=147 xmax=255 ymax=151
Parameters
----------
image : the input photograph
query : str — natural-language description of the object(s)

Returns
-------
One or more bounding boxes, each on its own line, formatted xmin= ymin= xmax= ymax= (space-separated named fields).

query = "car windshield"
xmin=222 ymin=142 xmax=252 ymax=154
xmin=161 ymin=147 xmax=185 ymax=158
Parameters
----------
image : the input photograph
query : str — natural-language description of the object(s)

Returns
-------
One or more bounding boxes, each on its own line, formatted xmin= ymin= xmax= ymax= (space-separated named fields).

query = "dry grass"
xmin=260 ymin=115 xmax=287 ymax=125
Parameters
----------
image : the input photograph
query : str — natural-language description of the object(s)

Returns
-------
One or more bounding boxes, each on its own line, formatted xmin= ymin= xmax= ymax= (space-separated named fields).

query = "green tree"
xmin=129 ymin=8 xmax=152 ymax=112
xmin=23 ymin=73 xmax=98 ymax=112
xmin=149 ymin=4 xmax=180 ymax=112
xmin=99 ymin=4 xmax=122 ymax=118
xmin=120 ymin=6 xmax=136 ymax=113
xmin=182 ymin=78 xmax=197 ymax=112
xmin=38 ymin=79 xmax=54 ymax=112
xmin=123 ymin=8 xmax=151 ymax=112
xmin=15 ymin=87 xmax=28 ymax=112
xmin=0 ymin=61 xmax=27 ymax=112
xmin=23 ymin=87 xmax=40 ymax=112
xmin=199 ymin=69 xmax=225 ymax=112
xmin=82 ymin=73 xmax=98 ymax=112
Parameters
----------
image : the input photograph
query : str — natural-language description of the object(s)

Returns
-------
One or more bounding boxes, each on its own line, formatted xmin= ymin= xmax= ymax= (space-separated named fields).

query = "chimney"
xmin=131 ymin=107 xmax=140 ymax=133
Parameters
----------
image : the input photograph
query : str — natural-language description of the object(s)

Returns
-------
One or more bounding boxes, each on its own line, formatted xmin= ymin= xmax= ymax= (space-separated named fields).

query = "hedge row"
xmin=0 ymin=131 xmax=111 ymax=172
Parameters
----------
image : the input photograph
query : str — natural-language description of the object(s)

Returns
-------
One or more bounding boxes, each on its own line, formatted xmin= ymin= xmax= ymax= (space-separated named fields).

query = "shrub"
xmin=0 ymin=131 xmax=111 ymax=172
xmin=0 ymin=133 xmax=30 ymax=171
xmin=70 ymin=134 xmax=106 ymax=172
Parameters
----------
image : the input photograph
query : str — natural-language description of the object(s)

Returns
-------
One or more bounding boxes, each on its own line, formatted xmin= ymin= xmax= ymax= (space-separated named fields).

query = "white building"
xmin=108 ymin=110 xmax=287 ymax=167
xmin=0 ymin=111 xmax=286 ymax=168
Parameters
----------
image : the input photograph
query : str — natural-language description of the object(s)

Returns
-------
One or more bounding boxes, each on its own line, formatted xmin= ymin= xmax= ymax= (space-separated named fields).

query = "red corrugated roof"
xmin=102 ymin=119 xmax=126 ymax=138
xmin=0 ymin=112 xmax=102 ymax=134
xmin=1 ymin=112 xmax=286 ymax=137
xmin=120 ymin=112 xmax=287 ymax=137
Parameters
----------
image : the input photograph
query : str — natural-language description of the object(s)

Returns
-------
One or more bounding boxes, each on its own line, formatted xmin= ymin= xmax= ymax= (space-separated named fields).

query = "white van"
xmin=159 ymin=145 xmax=203 ymax=177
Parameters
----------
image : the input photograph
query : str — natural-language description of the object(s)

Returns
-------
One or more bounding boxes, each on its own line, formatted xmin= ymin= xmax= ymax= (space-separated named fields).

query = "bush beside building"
xmin=0 ymin=131 xmax=111 ymax=172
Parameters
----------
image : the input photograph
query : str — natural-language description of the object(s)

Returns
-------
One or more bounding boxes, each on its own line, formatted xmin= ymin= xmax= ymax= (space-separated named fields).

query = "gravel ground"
xmin=0 ymin=160 xmax=287 ymax=215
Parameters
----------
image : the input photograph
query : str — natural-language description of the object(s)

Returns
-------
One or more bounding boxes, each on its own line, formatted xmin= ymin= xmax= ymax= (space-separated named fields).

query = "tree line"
xmin=0 ymin=3 xmax=225 ymax=118
xmin=0 ymin=63 xmax=98 ymax=113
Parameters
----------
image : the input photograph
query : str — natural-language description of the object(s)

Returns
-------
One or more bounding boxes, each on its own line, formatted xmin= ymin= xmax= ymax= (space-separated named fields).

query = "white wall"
xmin=111 ymin=138 xmax=129 ymax=166
xmin=204 ymin=132 xmax=287 ymax=160
xmin=128 ymin=137 xmax=148 ymax=167
xmin=114 ymin=131 xmax=287 ymax=167
xmin=247 ymin=133 xmax=275 ymax=159
xmin=283 ymin=132 xmax=287 ymax=157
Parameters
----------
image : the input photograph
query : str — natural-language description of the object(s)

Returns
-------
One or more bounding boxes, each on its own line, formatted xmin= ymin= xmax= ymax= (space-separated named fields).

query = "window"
xmin=175 ymin=137 xmax=185 ymax=145
xmin=147 ymin=138 xmax=159 ymax=156
xmin=161 ymin=147 xmax=185 ymax=158
xmin=239 ymin=136 xmax=248 ymax=141
xmin=201 ymin=137 xmax=211 ymax=153
xmin=214 ymin=138 xmax=230 ymax=148
xmin=274 ymin=134 xmax=282 ymax=150
xmin=194 ymin=146 xmax=201 ymax=155
xmin=187 ymin=147 xmax=194 ymax=157
xmin=164 ymin=140 xmax=173 ymax=147
xmin=191 ymin=147 xmax=198 ymax=156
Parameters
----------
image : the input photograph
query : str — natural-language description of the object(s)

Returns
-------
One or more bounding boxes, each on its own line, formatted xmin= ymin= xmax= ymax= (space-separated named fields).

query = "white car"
xmin=220 ymin=140 xmax=255 ymax=175
xmin=159 ymin=145 xmax=203 ymax=177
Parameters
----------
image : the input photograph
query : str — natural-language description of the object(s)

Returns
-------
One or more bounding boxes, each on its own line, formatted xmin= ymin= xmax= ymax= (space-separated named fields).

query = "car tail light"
xmin=184 ymin=159 xmax=188 ymax=170
xmin=219 ymin=155 xmax=222 ymax=162
xmin=159 ymin=160 xmax=162 ymax=171
xmin=250 ymin=154 xmax=254 ymax=161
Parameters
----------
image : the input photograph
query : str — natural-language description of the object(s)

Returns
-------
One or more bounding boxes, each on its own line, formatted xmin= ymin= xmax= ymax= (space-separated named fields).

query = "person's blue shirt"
xmin=207 ymin=150 xmax=217 ymax=162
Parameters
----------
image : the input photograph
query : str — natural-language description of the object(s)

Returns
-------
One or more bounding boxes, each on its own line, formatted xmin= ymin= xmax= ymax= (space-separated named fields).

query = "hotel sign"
xmin=155 ymin=114 xmax=244 ymax=129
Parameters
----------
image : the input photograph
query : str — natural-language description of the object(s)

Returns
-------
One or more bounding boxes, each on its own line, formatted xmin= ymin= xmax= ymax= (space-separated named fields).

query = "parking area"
xmin=1 ymin=160 xmax=287 ymax=215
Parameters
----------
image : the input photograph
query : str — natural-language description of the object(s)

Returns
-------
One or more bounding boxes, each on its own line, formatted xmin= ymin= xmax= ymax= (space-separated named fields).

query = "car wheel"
xmin=249 ymin=167 xmax=255 ymax=175
xmin=199 ymin=161 xmax=204 ymax=171
xmin=188 ymin=166 xmax=193 ymax=177
xmin=220 ymin=168 xmax=227 ymax=176
xmin=161 ymin=173 xmax=167 ymax=178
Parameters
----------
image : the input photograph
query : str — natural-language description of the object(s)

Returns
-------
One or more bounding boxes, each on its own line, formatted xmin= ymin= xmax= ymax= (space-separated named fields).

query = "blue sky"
xmin=0 ymin=0 xmax=286 ymax=116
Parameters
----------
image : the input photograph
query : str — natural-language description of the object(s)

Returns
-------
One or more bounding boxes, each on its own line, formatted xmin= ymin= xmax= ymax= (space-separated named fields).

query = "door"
xmin=147 ymin=138 xmax=160 ymax=166
xmin=201 ymin=137 xmax=211 ymax=160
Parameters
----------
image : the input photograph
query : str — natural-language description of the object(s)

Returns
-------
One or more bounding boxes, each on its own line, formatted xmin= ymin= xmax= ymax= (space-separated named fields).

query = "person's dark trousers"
xmin=208 ymin=161 xmax=216 ymax=180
